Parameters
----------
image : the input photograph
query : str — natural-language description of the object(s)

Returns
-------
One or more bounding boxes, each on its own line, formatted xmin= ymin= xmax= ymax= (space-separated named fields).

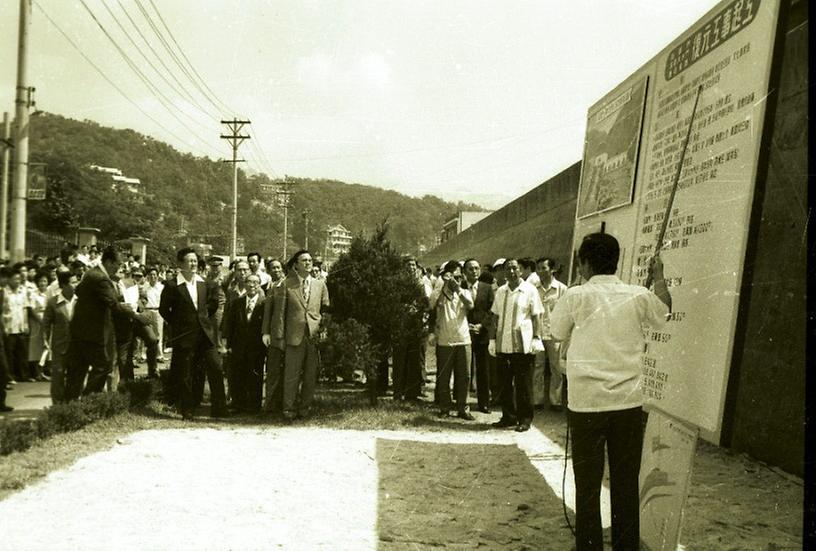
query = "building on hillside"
xmin=324 ymin=224 xmax=352 ymax=261
xmin=440 ymin=210 xmax=493 ymax=243
xmin=90 ymin=164 xmax=145 ymax=201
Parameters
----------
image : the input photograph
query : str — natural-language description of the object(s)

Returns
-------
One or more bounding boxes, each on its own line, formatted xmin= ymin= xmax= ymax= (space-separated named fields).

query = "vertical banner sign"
xmin=639 ymin=410 xmax=699 ymax=551
xmin=27 ymin=162 xmax=47 ymax=200
xmin=632 ymin=0 xmax=780 ymax=436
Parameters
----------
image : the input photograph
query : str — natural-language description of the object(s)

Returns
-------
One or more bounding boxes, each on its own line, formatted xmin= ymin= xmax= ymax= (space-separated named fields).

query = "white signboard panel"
xmin=639 ymin=410 xmax=698 ymax=551
xmin=571 ymin=0 xmax=781 ymax=438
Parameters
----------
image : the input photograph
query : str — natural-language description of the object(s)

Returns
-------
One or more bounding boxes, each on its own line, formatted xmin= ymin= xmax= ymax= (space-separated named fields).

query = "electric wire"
xmin=114 ymin=0 xmax=214 ymax=116
xmin=77 ymin=0 xmax=224 ymax=156
xmin=33 ymin=0 xmax=200 ymax=155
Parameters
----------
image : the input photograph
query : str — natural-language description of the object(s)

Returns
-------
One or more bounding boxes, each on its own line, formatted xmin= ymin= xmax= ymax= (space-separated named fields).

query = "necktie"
xmin=246 ymin=298 xmax=254 ymax=320
xmin=302 ymin=278 xmax=310 ymax=302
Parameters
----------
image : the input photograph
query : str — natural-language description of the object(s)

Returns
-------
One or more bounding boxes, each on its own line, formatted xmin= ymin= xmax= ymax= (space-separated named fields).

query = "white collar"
xmin=56 ymin=292 xmax=76 ymax=305
xmin=177 ymin=273 xmax=205 ymax=286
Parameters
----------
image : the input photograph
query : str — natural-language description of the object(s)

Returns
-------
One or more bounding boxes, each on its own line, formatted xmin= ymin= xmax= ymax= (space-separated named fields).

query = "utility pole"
xmin=276 ymin=181 xmax=293 ymax=260
xmin=1 ymin=113 xmax=12 ymax=258
xmin=10 ymin=0 xmax=32 ymax=262
xmin=220 ymin=118 xmax=250 ymax=261
xmin=302 ymin=208 xmax=311 ymax=249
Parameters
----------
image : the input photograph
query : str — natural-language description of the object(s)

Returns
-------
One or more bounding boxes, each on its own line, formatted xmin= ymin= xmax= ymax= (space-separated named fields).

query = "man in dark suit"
xmin=64 ymin=247 xmax=149 ymax=401
xmin=464 ymin=258 xmax=495 ymax=413
xmin=159 ymin=247 xmax=228 ymax=420
xmin=221 ymin=273 xmax=265 ymax=413
xmin=270 ymin=249 xmax=329 ymax=421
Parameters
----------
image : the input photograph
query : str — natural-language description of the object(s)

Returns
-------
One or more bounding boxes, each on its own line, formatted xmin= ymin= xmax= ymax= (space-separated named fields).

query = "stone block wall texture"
xmin=420 ymin=162 xmax=581 ymax=274
xmin=726 ymin=2 xmax=807 ymax=476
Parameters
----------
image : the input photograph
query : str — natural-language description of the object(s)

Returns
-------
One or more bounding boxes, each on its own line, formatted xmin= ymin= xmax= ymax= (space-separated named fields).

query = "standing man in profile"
xmin=260 ymin=258 xmax=287 ymax=415
xmin=159 ymin=247 xmax=228 ymax=420
xmin=270 ymin=250 xmax=329 ymax=422
xmin=535 ymin=256 xmax=568 ymax=409
xmin=64 ymin=247 xmax=148 ymax=400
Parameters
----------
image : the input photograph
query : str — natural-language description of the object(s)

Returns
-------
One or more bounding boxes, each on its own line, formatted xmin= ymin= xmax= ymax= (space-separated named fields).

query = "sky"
xmin=0 ymin=0 xmax=721 ymax=210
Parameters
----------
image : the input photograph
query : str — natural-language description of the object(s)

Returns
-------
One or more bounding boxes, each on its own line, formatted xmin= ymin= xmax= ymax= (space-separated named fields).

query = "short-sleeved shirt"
xmin=430 ymin=278 xmax=472 ymax=346
xmin=550 ymin=275 xmax=669 ymax=412
xmin=537 ymin=277 xmax=568 ymax=340
xmin=3 ymin=285 xmax=31 ymax=334
xmin=491 ymin=280 xmax=544 ymax=354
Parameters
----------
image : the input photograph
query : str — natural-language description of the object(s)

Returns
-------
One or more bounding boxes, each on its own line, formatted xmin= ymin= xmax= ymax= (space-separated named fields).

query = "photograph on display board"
xmin=577 ymin=76 xmax=648 ymax=219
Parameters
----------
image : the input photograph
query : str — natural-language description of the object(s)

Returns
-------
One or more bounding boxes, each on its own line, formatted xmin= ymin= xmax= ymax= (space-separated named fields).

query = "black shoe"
xmin=0 ymin=405 xmax=13 ymax=412
xmin=515 ymin=423 xmax=531 ymax=432
xmin=477 ymin=405 xmax=491 ymax=414
xmin=211 ymin=408 xmax=230 ymax=418
xmin=549 ymin=404 xmax=563 ymax=412
xmin=181 ymin=412 xmax=194 ymax=421
xmin=437 ymin=410 xmax=450 ymax=418
xmin=457 ymin=411 xmax=475 ymax=421
xmin=492 ymin=418 xmax=516 ymax=428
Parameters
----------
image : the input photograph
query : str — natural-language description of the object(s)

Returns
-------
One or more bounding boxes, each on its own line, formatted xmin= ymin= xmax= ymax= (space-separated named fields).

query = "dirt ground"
xmin=377 ymin=439 xmax=574 ymax=550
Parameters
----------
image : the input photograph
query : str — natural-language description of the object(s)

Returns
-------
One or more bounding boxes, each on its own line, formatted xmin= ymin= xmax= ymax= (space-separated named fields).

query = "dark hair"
xmin=0 ymin=267 xmax=13 ymax=279
xmin=197 ymin=257 xmax=207 ymax=271
xmin=59 ymin=244 xmax=77 ymax=265
xmin=147 ymin=267 xmax=158 ymax=276
xmin=441 ymin=260 xmax=461 ymax=275
xmin=176 ymin=247 xmax=196 ymax=262
xmin=34 ymin=269 xmax=50 ymax=283
xmin=246 ymin=252 xmax=261 ymax=262
xmin=101 ymin=246 xmax=121 ymax=264
xmin=57 ymin=269 xmax=73 ymax=287
xmin=518 ymin=257 xmax=536 ymax=271
xmin=578 ymin=232 xmax=619 ymax=275
xmin=287 ymin=249 xmax=311 ymax=269
xmin=536 ymin=256 xmax=560 ymax=272
xmin=11 ymin=262 xmax=25 ymax=273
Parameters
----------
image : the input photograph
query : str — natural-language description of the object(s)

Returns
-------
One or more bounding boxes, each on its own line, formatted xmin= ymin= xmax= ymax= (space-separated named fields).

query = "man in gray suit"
xmin=270 ymin=249 xmax=330 ymax=421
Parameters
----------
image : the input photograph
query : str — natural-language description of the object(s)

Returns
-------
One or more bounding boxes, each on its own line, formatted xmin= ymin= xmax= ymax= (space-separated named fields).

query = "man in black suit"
xmin=159 ymin=247 xmax=228 ymax=420
xmin=464 ymin=258 xmax=495 ymax=413
xmin=64 ymin=247 xmax=149 ymax=400
xmin=221 ymin=273 xmax=265 ymax=413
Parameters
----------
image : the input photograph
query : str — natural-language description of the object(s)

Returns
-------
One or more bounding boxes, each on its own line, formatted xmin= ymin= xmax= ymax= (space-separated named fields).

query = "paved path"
xmin=0 ymin=426 xmax=578 ymax=551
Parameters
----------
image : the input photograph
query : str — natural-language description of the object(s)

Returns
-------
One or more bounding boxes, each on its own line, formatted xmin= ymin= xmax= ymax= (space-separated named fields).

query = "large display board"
xmin=573 ymin=0 xmax=781 ymax=438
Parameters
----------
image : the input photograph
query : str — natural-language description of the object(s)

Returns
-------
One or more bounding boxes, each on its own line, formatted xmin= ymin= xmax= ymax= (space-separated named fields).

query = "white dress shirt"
xmin=550 ymin=275 xmax=669 ymax=413
xmin=177 ymin=273 xmax=205 ymax=310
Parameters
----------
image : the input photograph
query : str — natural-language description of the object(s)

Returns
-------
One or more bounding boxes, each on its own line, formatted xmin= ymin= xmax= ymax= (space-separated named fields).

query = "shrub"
xmin=0 ymin=420 xmax=39 ymax=455
xmin=326 ymin=223 xmax=428 ymax=402
xmin=0 ymin=389 xmax=133 ymax=456
xmin=319 ymin=316 xmax=380 ymax=384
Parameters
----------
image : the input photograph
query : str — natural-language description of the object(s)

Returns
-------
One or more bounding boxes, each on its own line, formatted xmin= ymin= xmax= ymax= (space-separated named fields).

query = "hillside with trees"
xmin=24 ymin=113 xmax=486 ymax=263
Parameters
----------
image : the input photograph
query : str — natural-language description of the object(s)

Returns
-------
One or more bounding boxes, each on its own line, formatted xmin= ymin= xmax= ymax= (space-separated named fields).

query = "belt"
xmin=145 ymin=307 xmax=160 ymax=310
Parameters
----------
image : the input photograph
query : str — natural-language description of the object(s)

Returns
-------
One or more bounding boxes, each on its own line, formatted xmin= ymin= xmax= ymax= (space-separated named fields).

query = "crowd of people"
xmin=0 ymin=232 xmax=671 ymax=550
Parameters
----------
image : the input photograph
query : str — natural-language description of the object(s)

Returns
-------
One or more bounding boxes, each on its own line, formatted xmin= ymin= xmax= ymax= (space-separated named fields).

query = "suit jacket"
xmin=222 ymin=293 xmax=265 ymax=355
xmin=159 ymin=276 xmax=220 ymax=349
xmin=69 ymin=266 xmax=140 ymax=347
xmin=467 ymin=280 xmax=495 ymax=344
xmin=271 ymin=274 xmax=330 ymax=347
xmin=42 ymin=293 xmax=74 ymax=356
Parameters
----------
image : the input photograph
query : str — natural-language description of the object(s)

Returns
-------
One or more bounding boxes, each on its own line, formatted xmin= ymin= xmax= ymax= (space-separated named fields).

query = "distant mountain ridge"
xmin=24 ymin=113 xmax=486 ymax=263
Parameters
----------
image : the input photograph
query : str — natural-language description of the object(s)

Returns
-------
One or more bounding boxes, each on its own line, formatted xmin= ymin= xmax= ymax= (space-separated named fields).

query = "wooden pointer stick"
xmin=645 ymin=84 xmax=703 ymax=289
